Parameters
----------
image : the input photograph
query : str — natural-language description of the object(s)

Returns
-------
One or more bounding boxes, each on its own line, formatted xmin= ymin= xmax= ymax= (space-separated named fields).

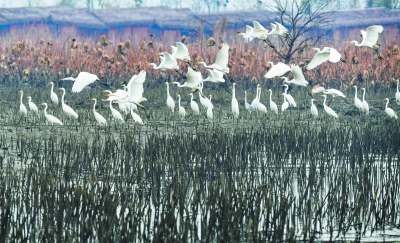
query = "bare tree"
xmin=265 ymin=0 xmax=335 ymax=64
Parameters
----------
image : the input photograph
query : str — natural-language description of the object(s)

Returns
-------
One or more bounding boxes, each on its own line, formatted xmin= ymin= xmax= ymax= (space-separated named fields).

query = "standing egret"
xmin=245 ymin=91 xmax=255 ymax=112
xmin=348 ymin=25 xmax=384 ymax=60
xmin=60 ymin=72 xmax=103 ymax=93
xmin=108 ymin=100 xmax=125 ymax=123
xmin=198 ymin=83 xmax=213 ymax=109
xmin=188 ymin=93 xmax=200 ymax=115
xmin=251 ymin=85 xmax=260 ymax=109
xmin=255 ymin=87 xmax=267 ymax=113
xmin=267 ymin=89 xmax=278 ymax=115
xmin=321 ymin=94 xmax=339 ymax=118
xmin=310 ymin=99 xmax=318 ymax=117
xmin=353 ymin=86 xmax=363 ymax=111
xmin=58 ymin=88 xmax=78 ymax=119
xmin=130 ymin=109 xmax=144 ymax=125
xmin=206 ymin=95 xmax=213 ymax=120
xmin=18 ymin=90 xmax=27 ymax=117
xmin=361 ymin=88 xmax=369 ymax=115
xmin=177 ymin=94 xmax=186 ymax=119
xmin=281 ymin=94 xmax=289 ymax=112
xmin=39 ymin=102 xmax=63 ymax=125
xmin=49 ymin=82 xmax=58 ymax=105
xmin=383 ymin=98 xmax=397 ymax=119
xmin=89 ymin=98 xmax=107 ymax=126
xmin=26 ymin=96 xmax=38 ymax=113
xmin=231 ymin=83 xmax=239 ymax=119
xmin=396 ymin=79 xmax=400 ymax=105
xmin=166 ymin=82 xmax=175 ymax=113
xmin=281 ymin=84 xmax=297 ymax=107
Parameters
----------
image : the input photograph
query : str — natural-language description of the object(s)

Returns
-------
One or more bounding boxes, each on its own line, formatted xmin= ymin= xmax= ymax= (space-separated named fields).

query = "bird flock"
xmin=15 ymin=21 xmax=400 ymax=126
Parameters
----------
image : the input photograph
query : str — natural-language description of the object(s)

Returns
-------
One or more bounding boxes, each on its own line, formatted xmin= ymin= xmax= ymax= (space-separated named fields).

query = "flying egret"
xmin=267 ymin=89 xmax=278 ymax=115
xmin=166 ymin=82 xmax=175 ymax=113
xmin=147 ymin=52 xmax=179 ymax=71
xmin=348 ymin=25 xmax=384 ymax=60
xmin=321 ymin=94 xmax=338 ymax=118
xmin=281 ymin=65 xmax=308 ymax=87
xmin=60 ymin=72 xmax=104 ymax=93
xmin=312 ymin=85 xmax=326 ymax=95
xmin=39 ymin=102 xmax=63 ymax=125
xmin=383 ymin=98 xmax=397 ymax=119
xmin=361 ymin=88 xmax=369 ymax=115
xmin=89 ymin=98 xmax=107 ymax=126
xmin=196 ymin=43 xmax=230 ymax=73
xmin=268 ymin=21 xmax=289 ymax=38
xmin=18 ymin=90 xmax=27 ymax=117
xmin=231 ymin=83 xmax=239 ymax=119
xmin=323 ymin=88 xmax=346 ymax=98
xmin=310 ymin=98 xmax=318 ymax=117
xmin=236 ymin=25 xmax=255 ymax=43
xmin=306 ymin=47 xmax=346 ymax=70
xmin=171 ymin=42 xmax=190 ymax=62
xmin=202 ymin=69 xmax=225 ymax=83
xmin=170 ymin=66 xmax=203 ymax=91
xmin=58 ymin=88 xmax=78 ymax=119
xmin=353 ymin=86 xmax=363 ymax=111
xmin=49 ymin=82 xmax=58 ymax=104
xmin=188 ymin=93 xmax=200 ymax=115
xmin=26 ymin=96 xmax=38 ymax=113
xmin=177 ymin=94 xmax=186 ymax=119
xmin=264 ymin=61 xmax=291 ymax=79
xmin=396 ymin=79 xmax=400 ymax=105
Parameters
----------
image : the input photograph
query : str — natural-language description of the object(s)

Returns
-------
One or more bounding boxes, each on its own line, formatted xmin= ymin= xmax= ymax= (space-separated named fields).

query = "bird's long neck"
xmin=284 ymin=86 xmax=288 ymax=94
xmin=323 ymin=96 xmax=327 ymax=106
xmin=269 ymin=91 xmax=272 ymax=101
xmin=109 ymin=100 xmax=113 ymax=109
xmin=311 ymin=100 xmax=314 ymax=106
xmin=43 ymin=105 xmax=48 ymax=116
xmin=166 ymin=83 xmax=170 ymax=96
xmin=61 ymin=90 xmax=65 ymax=104
xmin=178 ymin=96 xmax=181 ymax=107
xmin=362 ymin=90 xmax=366 ymax=101
xmin=232 ymin=85 xmax=236 ymax=98
xmin=397 ymin=81 xmax=399 ymax=93
xmin=258 ymin=89 xmax=262 ymax=99
xmin=386 ymin=99 xmax=389 ymax=109
xmin=354 ymin=87 xmax=357 ymax=96
xmin=50 ymin=83 xmax=54 ymax=92
xmin=245 ymin=91 xmax=247 ymax=103
xmin=20 ymin=92 xmax=23 ymax=104
xmin=93 ymin=100 xmax=97 ymax=112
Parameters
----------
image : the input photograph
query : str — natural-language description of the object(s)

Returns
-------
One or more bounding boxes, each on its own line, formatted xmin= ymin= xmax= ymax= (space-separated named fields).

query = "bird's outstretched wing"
xmin=274 ymin=21 xmax=289 ymax=35
xmin=363 ymin=25 xmax=383 ymax=46
xmin=126 ymin=70 xmax=147 ymax=103
xmin=214 ymin=43 xmax=229 ymax=69
xmin=264 ymin=62 xmax=291 ymax=78
xmin=291 ymin=64 xmax=307 ymax=84
xmin=306 ymin=52 xmax=330 ymax=70
xmin=71 ymin=72 xmax=99 ymax=93
xmin=328 ymin=47 xmax=342 ymax=63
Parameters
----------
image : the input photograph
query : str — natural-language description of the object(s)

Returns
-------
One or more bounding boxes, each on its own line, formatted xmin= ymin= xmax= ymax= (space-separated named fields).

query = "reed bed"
xmin=1 ymin=82 xmax=400 ymax=242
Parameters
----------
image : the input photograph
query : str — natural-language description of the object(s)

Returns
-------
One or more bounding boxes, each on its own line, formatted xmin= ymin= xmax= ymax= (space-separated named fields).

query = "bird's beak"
xmin=257 ymin=30 xmax=263 ymax=32
xmin=57 ymin=88 xmax=62 ymax=90
xmin=235 ymin=33 xmax=241 ymax=36
xmin=346 ymin=42 xmax=351 ymax=44
xmin=89 ymin=98 xmax=94 ymax=101
xmin=105 ymin=94 xmax=112 ymax=97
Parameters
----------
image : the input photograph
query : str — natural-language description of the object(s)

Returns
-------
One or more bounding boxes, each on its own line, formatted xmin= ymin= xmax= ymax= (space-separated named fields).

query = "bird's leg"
xmin=175 ymin=69 xmax=187 ymax=79
xmin=285 ymin=34 xmax=292 ymax=46
xmin=218 ymin=81 xmax=232 ymax=94
xmin=340 ymin=58 xmax=346 ymax=63
xmin=224 ymin=73 xmax=235 ymax=83
xmin=186 ymin=61 xmax=196 ymax=71
xmin=263 ymin=39 xmax=275 ymax=49
xmin=97 ymin=79 xmax=110 ymax=87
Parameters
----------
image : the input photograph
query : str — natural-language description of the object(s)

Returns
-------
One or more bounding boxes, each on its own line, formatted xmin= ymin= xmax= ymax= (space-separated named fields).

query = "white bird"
xmin=60 ymin=72 xmax=101 ymax=93
xmin=254 ymin=86 xmax=267 ymax=113
xmin=147 ymin=52 xmax=179 ymax=71
xmin=49 ymin=82 xmax=58 ymax=104
xmin=58 ymin=88 xmax=78 ymax=119
xmin=310 ymin=98 xmax=318 ymax=117
xmin=353 ymin=86 xmax=363 ymax=111
xmin=312 ymin=85 xmax=326 ymax=95
xmin=170 ymin=66 xmax=203 ymax=90
xmin=130 ymin=109 xmax=144 ymax=125
xmin=281 ymin=84 xmax=296 ymax=107
xmin=251 ymin=21 xmax=270 ymax=40
xmin=267 ymin=89 xmax=278 ymax=115
xmin=171 ymin=42 xmax=190 ymax=62
xmin=39 ymin=102 xmax=63 ymax=125
xmin=396 ymin=79 xmax=400 ymax=105
xmin=196 ymin=43 xmax=230 ymax=73
xmin=177 ymin=94 xmax=186 ymax=119
xmin=321 ymin=94 xmax=338 ymax=118
xmin=348 ymin=25 xmax=383 ymax=50
xmin=231 ymin=83 xmax=239 ymax=119
xmin=383 ymin=98 xmax=397 ymax=119
xmin=268 ymin=21 xmax=289 ymax=38
xmin=26 ymin=96 xmax=38 ymax=113
xmin=236 ymin=25 xmax=255 ymax=43
xmin=251 ymin=85 xmax=260 ymax=109
xmin=166 ymin=82 xmax=175 ymax=113
xmin=244 ymin=91 xmax=256 ymax=112
xmin=108 ymin=100 xmax=124 ymax=123
xmin=282 ymin=65 xmax=308 ymax=87
xmin=198 ymin=83 xmax=213 ymax=109
xmin=18 ymin=90 xmax=27 ymax=117
xmin=306 ymin=47 xmax=345 ymax=70
xmin=361 ymin=88 xmax=369 ymax=115
xmin=202 ymin=69 xmax=225 ymax=83
xmin=189 ymin=93 xmax=200 ymax=115
xmin=89 ymin=98 xmax=107 ymax=126
xmin=323 ymin=88 xmax=346 ymax=98
xmin=264 ymin=61 xmax=291 ymax=79
xmin=281 ymin=94 xmax=289 ymax=112
xmin=206 ymin=95 xmax=213 ymax=120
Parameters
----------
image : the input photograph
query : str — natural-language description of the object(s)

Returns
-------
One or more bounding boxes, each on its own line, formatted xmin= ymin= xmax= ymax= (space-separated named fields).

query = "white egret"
xmin=26 ymin=96 xmax=38 ymax=113
xmin=89 ymin=98 xmax=107 ymax=126
xmin=177 ymin=94 xmax=186 ymax=119
xmin=321 ymin=94 xmax=338 ymax=118
xmin=281 ymin=94 xmax=289 ymax=112
xmin=171 ymin=42 xmax=190 ymax=62
xmin=231 ymin=83 xmax=239 ymax=119
xmin=264 ymin=62 xmax=291 ymax=79
xmin=251 ymin=84 xmax=261 ymax=109
xmin=188 ymin=93 xmax=200 ymax=115
xmin=255 ymin=87 xmax=267 ymax=113
xmin=383 ymin=98 xmax=397 ymax=119
xmin=170 ymin=66 xmax=202 ymax=91
xmin=268 ymin=21 xmax=289 ymax=38
xmin=108 ymin=100 xmax=124 ymax=123
xmin=18 ymin=90 xmax=27 ymax=117
xmin=39 ymin=102 xmax=63 ymax=125
xmin=236 ymin=25 xmax=255 ymax=43
xmin=198 ymin=83 xmax=213 ymax=109
xmin=202 ymin=69 xmax=225 ymax=83
xmin=196 ymin=43 xmax=230 ymax=73
xmin=147 ymin=52 xmax=179 ymax=71
xmin=353 ymin=86 xmax=363 ymax=111
xmin=396 ymin=79 xmax=400 ymax=105
xmin=310 ymin=99 xmax=318 ymax=117
xmin=206 ymin=95 xmax=213 ymax=120
xmin=49 ymin=82 xmax=58 ymax=104
xmin=361 ymin=88 xmax=369 ymax=115
xmin=348 ymin=25 xmax=384 ymax=60
xmin=58 ymin=88 xmax=78 ymax=119
xmin=60 ymin=72 xmax=102 ymax=93
xmin=166 ymin=82 xmax=175 ymax=113
xmin=251 ymin=21 xmax=270 ymax=40
xmin=245 ymin=91 xmax=256 ymax=112
xmin=130 ymin=109 xmax=144 ymax=125
xmin=281 ymin=65 xmax=308 ymax=87
xmin=323 ymin=88 xmax=346 ymax=98
xmin=306 ymin=47 xmax=345 ymax=70
xmin=312 ymin=85 xmax=325 ymax=95
xmin=281 ymin=84 xmax=297 ymax=107
xmin=267 ymin=89 xmax=278 ymax=115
